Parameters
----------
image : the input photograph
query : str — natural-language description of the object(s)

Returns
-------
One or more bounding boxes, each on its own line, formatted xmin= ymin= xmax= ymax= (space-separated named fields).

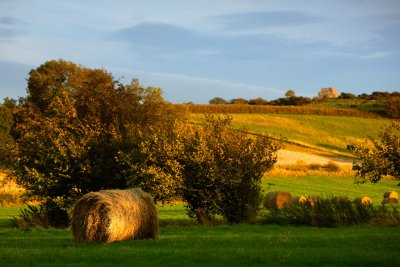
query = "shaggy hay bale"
xmin=383 ymin=191 xmax=398 ymax=200
xmin=71 ymin=188 xmax=159 ymax=243
xmin=307 ymin=195 xmax=321 ymax=206
xmin=335 ymin=196 xmax=349 ymax=203
xmin=264 ymin=191 xmax=292 ymax=209
xmin=293 ymin=195 xmax=307 ymax=204
xmin=382 ymin=197 xmax=399 ymax=205
xmin=355 ymin=196 xmax=372 ymax=205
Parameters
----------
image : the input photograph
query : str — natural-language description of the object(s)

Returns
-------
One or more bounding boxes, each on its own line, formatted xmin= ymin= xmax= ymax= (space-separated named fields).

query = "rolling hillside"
xmin=189 ymin=112 xmax=392 ymax=166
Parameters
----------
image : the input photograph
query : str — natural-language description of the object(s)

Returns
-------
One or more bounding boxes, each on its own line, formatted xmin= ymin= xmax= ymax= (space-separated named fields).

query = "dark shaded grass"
xmin=0 ymin=224 xmax=399 ymax=267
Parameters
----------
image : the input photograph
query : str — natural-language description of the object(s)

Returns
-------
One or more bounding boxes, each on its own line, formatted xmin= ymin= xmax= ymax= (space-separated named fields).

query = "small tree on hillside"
xmin=348 ymin=122 xmax=400 ymax=183
xmin=209 ymin=97 xmax=228 ymax=105
xmin=317 ymin=87 xmax=339 ymax=99
xmin=285 ymin=90 xmax=296 ymax=97
xmin=248 ymin=97 xmax=268 ymax=105
xmin=230 ymin=98 xmax=249 ymax=105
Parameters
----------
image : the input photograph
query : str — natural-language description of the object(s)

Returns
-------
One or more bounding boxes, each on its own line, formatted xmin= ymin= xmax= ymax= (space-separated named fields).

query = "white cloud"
xmin=361 ymin=51 xmax=391 ymax=59
xmin=110 ymin=67 xmax=284 ymax=103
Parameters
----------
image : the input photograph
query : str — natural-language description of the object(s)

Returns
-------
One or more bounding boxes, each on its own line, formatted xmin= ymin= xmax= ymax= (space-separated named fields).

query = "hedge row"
xmin=176 ymin=104 xmax=379 ymax=118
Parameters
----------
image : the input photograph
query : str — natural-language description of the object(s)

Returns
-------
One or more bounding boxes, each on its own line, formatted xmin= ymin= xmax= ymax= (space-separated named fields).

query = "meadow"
xmin=1 ymin=174 xmax=399 ymax=266
xmin=190 ymin=113 xmax=390 ymax=156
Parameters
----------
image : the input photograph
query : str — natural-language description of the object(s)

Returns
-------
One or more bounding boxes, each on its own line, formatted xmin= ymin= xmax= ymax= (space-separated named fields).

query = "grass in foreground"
xmin=1 ymin=206 xmax=400 ymax=267
xmin=1 ymin=174 xmax=399 ymax=266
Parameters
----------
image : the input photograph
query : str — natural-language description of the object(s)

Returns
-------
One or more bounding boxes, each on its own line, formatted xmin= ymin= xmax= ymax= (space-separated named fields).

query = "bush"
xmin=338 ymin=92 xmax=356 ymax=99
xmin=264 ymin=196 xmax=395 ymax=227
xmin=269 ymin=96 xmax=313 ymax=106
xmin=181 ymin=115 xmax=281 ymax=224
xmin=178 ymin=104 xmax=377 ymax=118
xmin=209 ymin=97 xmax=228 ymax=105
xmin=12 ymin=199 xmax=69 ymax=228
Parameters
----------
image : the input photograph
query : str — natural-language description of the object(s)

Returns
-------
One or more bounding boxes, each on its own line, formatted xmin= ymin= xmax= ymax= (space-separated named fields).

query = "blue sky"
xmin=0 ymin=0 xmax=399 ymax=103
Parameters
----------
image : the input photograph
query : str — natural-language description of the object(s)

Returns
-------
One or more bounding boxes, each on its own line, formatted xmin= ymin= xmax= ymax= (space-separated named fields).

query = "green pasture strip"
xmin=191 ymin=113 xmax=390 ymax=155
xmin=0 ymin=222 xmax=399 ymax=266
xmin=307 ymin=98 xmax=387 ymax=113
xmin=262 ymin=174 xmax=399 ymax=204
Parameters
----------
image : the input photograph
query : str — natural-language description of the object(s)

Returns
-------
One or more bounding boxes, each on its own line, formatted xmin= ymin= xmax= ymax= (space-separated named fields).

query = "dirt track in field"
xmin=276 ymin=149 xmax=353 ymax=167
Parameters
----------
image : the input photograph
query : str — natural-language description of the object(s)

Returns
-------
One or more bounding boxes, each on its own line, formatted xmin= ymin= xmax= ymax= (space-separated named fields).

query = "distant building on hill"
xmin=317 ymin=87 xmax=339 ymax=99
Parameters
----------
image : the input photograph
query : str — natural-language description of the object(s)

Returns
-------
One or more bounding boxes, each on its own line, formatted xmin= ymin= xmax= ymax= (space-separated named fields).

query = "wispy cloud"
xmin=0 ymin=16 xmax=22 ymax=25
xmin=110 ymin=67 xmax=284 ymax=103
xmin=0 ymin=15 xmax=26 ymax=41
xmin=361 ymin=51 xmax=391 ymax=59
xmin=215 ymin=11 xmax=325 ymax=30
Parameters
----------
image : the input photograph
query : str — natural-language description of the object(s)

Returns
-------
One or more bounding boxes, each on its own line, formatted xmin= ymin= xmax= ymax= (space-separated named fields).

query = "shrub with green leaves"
xmin=265 ymin=196 xmax=399 ymax=227
xmin=181 ymin=115 xmax=281 ymax=224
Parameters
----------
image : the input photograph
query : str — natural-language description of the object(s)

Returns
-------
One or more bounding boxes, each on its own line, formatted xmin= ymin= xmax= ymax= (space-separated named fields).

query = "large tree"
xmin=7 ymin=60 xmax=184 ymax=226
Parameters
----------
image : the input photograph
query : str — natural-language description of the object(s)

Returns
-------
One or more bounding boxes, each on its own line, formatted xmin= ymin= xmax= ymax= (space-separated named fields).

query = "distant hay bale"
xmin=382 ymin=197 xmax=399 ymax=205
xmin=335 ymin=196 xmax=349 ymax=203
xmin=307 ymin=195 xmax=321 ymax=206
xmin=264 ymin=191 xmax=292 ymax=209
xmin=383 ymin=191 xmax=398 ymax=200
xmin=355 ymin=196 xmax=372 ymax=205
xmin=71 ymin=188 xmax=159 ymax=243
xmin=293 ymin=195 xmax=307 ymax=204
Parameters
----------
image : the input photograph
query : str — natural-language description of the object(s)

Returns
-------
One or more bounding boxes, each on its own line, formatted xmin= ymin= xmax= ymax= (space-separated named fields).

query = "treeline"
xmin=209 ymin=91 xmax=400 ymax=106
xmin=209 ymin=96 xmax=313 ymax=106
xmin=177 ymin=104 xmax=378 ymax=118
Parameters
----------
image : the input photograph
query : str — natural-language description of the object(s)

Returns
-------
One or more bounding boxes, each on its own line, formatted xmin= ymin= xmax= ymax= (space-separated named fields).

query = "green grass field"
xmin=1 ymin=175 xmax=399 ymax=266
xmin=262 ymin=174 xmax=399 ymax=204
xmin=190 ymin=113 xmax=390 ymax=155
xmin=1 ymin=204 xmax=400 ymax=267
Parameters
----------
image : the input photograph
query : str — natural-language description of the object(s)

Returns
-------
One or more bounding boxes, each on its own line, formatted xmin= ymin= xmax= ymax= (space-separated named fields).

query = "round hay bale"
xmin=335 ymin=196 xmax=349 ymax=203
xmin=307 ymin=195 xmax=321 ymax=206
xmin=71 ymin=188 xmax=159 ymax=243
xmin=382 ymin=197 xmax=399 ymax=205
xmin=355 ymin=196 xmax=372 ymax=205
xmin=293 ymin=195 xmax=307 ymax=204
xmin=263 ymin=191 xmax=292 ymax=209
xmin=383 ymin=191 xmax=398 ymax=200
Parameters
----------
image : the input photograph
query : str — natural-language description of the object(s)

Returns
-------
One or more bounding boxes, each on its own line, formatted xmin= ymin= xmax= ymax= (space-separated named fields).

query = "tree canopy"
xmin=348 ymin=122 xmax=400 ymax=183
xmin=7 ymin=60 xmax=183 ymax=210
